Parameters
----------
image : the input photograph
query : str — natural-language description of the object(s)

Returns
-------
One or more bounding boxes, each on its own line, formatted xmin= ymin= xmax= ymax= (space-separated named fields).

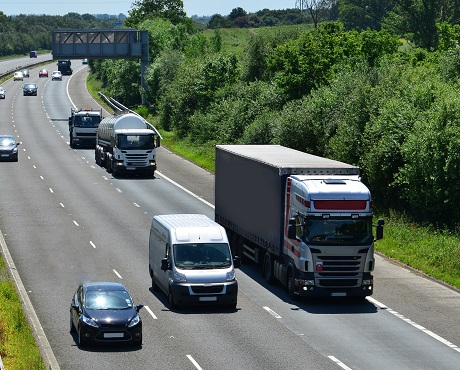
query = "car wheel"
xmin=69 ymin=313 xmax=75 ymax=333
xmin=13 ymin=156 xmax=18 ymax=162
xmin=77 ymin=326 xmax=86 ymax=347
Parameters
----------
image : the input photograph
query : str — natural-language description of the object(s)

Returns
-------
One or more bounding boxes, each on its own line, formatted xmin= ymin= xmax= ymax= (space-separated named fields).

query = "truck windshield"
xmin=74 ymin=116 xmax=101 ymax=128
xmin=173 ymin=243 xmax=232 ymax=269
xmin=117 ymin=134 xmax=155 ymax=150
xmin=300 ymin=217 xmax=373 ymax=246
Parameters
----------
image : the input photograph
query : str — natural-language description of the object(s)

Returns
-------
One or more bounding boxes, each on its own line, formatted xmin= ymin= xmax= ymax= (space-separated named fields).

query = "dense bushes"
xmin=90 ymin=20 xmax=460 ymax=228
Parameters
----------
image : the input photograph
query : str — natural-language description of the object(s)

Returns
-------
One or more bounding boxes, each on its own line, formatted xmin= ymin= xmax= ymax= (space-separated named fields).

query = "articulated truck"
xmin=215 ymin=145 xmax=384 ymax=300
xmin=95 ymin=112 xmax=161 ymax=176
xmin=68 ymin=108 xmax=103 ymax=148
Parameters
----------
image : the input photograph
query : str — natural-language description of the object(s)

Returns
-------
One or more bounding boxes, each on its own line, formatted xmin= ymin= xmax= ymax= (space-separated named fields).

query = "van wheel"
xmin=151 ymin=274 xmax=159 ymax=291
xmin=168 ymin=288 xmax=176 ymax=309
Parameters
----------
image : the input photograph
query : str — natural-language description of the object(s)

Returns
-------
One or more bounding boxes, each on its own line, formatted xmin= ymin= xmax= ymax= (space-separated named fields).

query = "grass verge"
xmin=0 ymin=258 xmax=46 ymax=370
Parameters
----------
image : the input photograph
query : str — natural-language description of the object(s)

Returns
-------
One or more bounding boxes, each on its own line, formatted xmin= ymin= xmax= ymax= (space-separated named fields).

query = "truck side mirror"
xmin=375 ymin=218 xmax=384 ymax=240
xmin=287 ymin=218 xmax=297 ymax=239
xmin=233 ymin=256 xmax=241 ymax=269
xmin=161 ymin=258 xmax=171 ymax=271
xmin=156 ymin=136 xmax=161 ymax=148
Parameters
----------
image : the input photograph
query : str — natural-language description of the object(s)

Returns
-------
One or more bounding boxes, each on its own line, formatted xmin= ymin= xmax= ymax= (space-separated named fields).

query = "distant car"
xmin=70 ymin=282 xmax=143 ymax=347
xmin=38 ymin=69 xmax=48 ymax=78
xmin=51 ymin=71 xmax=62 ymax=81
xmin=21 ymin=69 xmax=29 ymax=78
xmin=30 ymin=50 xmax=37 ymax=58
xmin=13 ymin=71 xmax=23 ymax=81
xmin=23 ymin=83 xmax=37 ymax=96
xmin=0 ymin=135 xmax=20 ymax=162
xmin=82 ymin=59 xmax=88 ymax=64
xmin=0 ymin=87 xmax=5 ymax=99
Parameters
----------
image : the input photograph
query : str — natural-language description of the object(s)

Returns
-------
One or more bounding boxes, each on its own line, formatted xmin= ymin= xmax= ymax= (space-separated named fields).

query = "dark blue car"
xmin=70 ymin=282 xmax=143 ymax=347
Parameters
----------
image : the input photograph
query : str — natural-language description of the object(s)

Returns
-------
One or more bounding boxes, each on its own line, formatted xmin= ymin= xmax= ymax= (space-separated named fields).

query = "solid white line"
xmin=367 ymin=297 xmax=460 ymax=352
xmin=186 ymin=355 xmax=203 ymax=370
xmin=90 ymin=241 xmax=96 ymax=249
xmin=144 ymin=305 xmax=157 ymax=319
xmin=263 ymin=306 xmax=282 ymax=319
xmin=113 ymin=269 xmax=123 ymax=279
xmin=328 ymin=356 xmax=352 ymax=370
xmin=156 ymin=171 xmax=215 ymax=209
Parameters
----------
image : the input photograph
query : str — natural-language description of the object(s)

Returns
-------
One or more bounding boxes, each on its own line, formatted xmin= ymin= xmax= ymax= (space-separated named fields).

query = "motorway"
xmin=0 ymin=59 xmax=459 ymax=369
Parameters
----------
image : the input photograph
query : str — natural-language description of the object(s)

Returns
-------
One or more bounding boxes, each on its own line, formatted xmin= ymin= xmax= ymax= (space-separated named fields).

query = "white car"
xmin=13 ymin=71 xmax=23 ymax=81
xmin=0 ymin=87 xmax=5 ymax=99
xmin=51 ymin=71 xmax=62 ymax=81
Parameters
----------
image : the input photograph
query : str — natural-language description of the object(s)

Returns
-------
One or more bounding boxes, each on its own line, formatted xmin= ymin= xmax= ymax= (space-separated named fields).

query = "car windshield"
xmin=298 ymin=217 xmax=373 ymax=246
xmin=173 ymin=243 xmax=232 ymax=269
xmin=117 ymin=134 xmax=155 ymax=150
xmin=0 ymin=137 xmax=15 ymax=146
xmin=74 ymin=115 xmax=101 ymax=128
xmin=85 ymin=289 xmax=133 ymax=310
xmin=24 ymin=84 xmax=35 ymax=88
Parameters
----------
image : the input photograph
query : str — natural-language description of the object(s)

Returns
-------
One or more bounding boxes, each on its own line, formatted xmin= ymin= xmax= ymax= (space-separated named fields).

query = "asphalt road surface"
xmin=0 ymin=60 xmax=459 ymax=370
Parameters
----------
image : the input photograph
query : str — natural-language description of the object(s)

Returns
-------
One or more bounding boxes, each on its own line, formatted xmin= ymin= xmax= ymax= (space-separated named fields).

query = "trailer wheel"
xmin=287 ymin=268 xmax=298 ymax=300
xmin=263 ymin=252 xmax=275 ymax=284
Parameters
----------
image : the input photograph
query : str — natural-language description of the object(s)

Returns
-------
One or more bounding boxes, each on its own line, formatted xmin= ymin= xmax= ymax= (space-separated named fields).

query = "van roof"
xmin=153 ymin=214 xmax=226 ymax=243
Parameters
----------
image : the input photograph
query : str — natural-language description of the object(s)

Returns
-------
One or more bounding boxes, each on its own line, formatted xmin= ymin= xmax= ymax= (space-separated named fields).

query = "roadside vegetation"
xmin=0 ymin=259 xmax=46 ymax=369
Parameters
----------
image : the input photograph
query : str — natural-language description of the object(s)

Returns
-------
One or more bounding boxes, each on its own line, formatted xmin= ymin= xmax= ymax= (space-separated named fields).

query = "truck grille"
xmin=124 ymin=153 xmax=149 ymax=167
xmin=315 ymin=255 xmax=363 ymax=288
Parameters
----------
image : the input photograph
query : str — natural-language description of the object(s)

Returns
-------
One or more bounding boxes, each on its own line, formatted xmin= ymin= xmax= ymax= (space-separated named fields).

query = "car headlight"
xmin=81 ymin=315 xmax=99 ymax=328
xmin=226 ymin=269 xmax=235 ymax=281
xmin=128 ymin=315 xmax=141 ymax=328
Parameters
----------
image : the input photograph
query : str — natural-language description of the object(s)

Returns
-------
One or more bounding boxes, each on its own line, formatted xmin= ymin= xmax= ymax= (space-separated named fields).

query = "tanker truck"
xmin=215 ymin=145 xmax=384 ymax=300
xmin=95 ymin=112 xmax=161 ymax=176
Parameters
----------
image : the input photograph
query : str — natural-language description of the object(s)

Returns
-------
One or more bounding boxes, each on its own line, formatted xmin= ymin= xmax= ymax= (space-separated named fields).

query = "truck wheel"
xmin=106 ymin=154 xmax=112 ymax=173
xmin=287 ymin=268 xmax=298 ymax=300
xmin=263 ymin=253 xmax=275 ymax=284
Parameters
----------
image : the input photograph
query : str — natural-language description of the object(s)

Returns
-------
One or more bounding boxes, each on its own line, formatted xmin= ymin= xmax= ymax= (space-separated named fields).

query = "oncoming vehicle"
xmin=39 ymin=69 xmax=48 ymax=78
xmin=70 ymin=282 xmax=143 ymax=347
xmin=0 ymin=135 xmax=21 ymax=162
xmin=23 ymin=83 xmax=37 ymax=96
xmin=13 ymin=71 xmax=23 ymax=81
xmin=51 ymin=71 xmax=62 ymax=81
xmin=0 ymin=87 xmax=5 ymax=99
xmin=149 ymin=214 xmax=240 ymax=309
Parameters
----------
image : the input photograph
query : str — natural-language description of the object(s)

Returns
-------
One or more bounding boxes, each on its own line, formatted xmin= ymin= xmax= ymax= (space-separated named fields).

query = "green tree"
xmin=126 ymin=0 xmax=186 ymax=27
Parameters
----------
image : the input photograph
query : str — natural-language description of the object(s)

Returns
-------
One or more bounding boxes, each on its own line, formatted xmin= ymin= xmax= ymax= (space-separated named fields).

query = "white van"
xmin=149 ymin=214 xmax=240 ymax=309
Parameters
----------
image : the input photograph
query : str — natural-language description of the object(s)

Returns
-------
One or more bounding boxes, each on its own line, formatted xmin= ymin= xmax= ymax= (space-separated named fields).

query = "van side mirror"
xmin=375 ymin=218 xmax=384 ymax=241
xmin=161 ymin=258 xmax=171 ymax=271
xmin=156 ymin=136 xmax=161 ymax=148
xmin=233 ymin=256 xmax=241 ymax=269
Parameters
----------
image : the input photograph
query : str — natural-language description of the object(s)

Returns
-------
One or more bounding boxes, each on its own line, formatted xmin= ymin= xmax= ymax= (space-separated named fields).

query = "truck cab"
xmin=69 ymin=108 xmax=102 ymax=148
xmin=283 ymin=175 xmax=383 ymax=298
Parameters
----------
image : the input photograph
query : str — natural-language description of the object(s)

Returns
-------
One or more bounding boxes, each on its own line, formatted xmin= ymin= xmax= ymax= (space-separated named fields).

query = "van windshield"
xmin=173 ymin=243 xmax=232 ymax=269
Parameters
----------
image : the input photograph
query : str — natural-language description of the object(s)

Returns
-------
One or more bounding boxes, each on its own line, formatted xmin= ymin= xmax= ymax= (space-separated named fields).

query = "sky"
xmin=0 ymin=1 xmax=298 ymax=17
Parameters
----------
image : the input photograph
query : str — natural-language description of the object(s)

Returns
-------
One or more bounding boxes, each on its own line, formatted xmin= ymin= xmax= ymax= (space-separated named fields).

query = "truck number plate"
xmin=199 ymin=296 xmax=217 ymax=302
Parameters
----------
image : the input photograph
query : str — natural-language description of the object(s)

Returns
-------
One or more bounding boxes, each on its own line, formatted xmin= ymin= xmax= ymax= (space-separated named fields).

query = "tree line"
xmin=0 ymin=12 xmax=117 ymax=57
